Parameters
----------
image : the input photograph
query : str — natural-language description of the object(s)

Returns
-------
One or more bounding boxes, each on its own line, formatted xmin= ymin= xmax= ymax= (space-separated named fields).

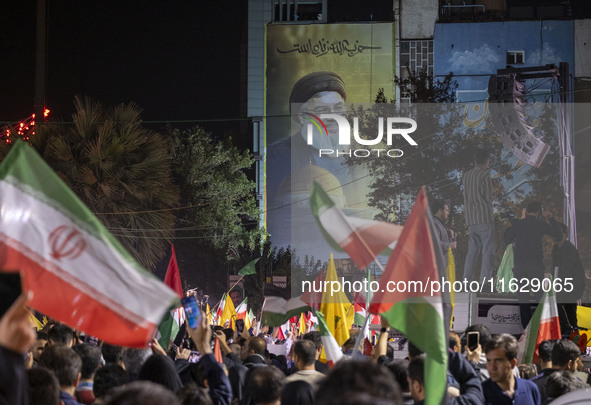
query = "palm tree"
xmin=34 ymin=96 xmax=179 ymax=270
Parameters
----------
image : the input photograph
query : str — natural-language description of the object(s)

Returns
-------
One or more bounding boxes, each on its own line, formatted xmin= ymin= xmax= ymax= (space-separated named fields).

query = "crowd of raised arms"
xmin=1 ymin=295 xmax=590 ymax=405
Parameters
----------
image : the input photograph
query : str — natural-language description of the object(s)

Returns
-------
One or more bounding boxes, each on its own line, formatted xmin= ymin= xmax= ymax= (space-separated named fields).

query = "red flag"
xmin=164 ymin=244 xmax=183 ymax=298
xmin=363 ymin=337 xmax=373 ymax=357
xmin=214 ymin=338 xmax=223 ymax=363
xmin=277 ymin=324 xmax=286 ymax=341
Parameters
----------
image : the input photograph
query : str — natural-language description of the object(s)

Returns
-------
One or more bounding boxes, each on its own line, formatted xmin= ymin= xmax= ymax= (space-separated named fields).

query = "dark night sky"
xmin=1 ymin=0 xmax=247 ymax=136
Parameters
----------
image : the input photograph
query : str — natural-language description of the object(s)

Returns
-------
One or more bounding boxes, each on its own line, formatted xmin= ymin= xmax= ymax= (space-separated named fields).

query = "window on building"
xmin=272 ymin=0 xmax=325 ymax=22
xmin=506 ymin=50 xmax=525 ymax=65
xmin=399 ymin=40 xmax=434 ymax=103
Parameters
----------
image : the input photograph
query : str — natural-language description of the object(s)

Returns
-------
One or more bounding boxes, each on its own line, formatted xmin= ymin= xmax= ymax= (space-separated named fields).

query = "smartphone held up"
xmin=181 ymin=295 xmax=202 ymax=329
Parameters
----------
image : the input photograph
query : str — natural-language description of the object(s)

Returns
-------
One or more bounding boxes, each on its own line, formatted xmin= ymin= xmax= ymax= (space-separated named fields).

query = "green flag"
xmin=238 ymin=258 xmax=260 ymax=276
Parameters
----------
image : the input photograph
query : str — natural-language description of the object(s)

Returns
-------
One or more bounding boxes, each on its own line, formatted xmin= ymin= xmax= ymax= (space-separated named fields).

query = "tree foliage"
xmin=169 ymin=126 xmax=263 ymax=258
xmin=230 ymin=239 xmax=326 ymax=315
xmin=348 ymin=70 xmax=562 ymax=274
xmin=33 ymin=96 xmax=179 ymax=270
xmin=235 ymin=239 xmax=292 ymax=315
xmin=394 ymin=68 xmax=458 ymax=103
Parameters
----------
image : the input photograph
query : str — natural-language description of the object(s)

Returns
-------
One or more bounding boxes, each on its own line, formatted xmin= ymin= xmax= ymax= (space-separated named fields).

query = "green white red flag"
xmin=517 ymin=287 xmax=561 ymax=364
xmin=369 ymin=188 xmax=448 ymax=405
xmin=236 ymin=297 xmax=248 ymax=318
xmin=0 ymin=141 xmax=178 ymax=347
xmin=310 ymin=182 xmax=402 ymax=269
xmin=216 ymin=293 xmax=226 ymax=323
xmin=315 ymin=311 xmax=343 ymax=367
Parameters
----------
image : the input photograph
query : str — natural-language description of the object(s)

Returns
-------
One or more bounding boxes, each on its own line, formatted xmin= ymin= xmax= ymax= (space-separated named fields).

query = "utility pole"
xmin=34 ymin=0 xmax=47 ymax=125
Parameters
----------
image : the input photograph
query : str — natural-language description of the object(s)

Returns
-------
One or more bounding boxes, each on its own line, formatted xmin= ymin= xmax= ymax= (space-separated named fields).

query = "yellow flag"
xmin=447 ymin=248 xmax=456 ymax=329
xmin=30 ymin=313 xmax=43 ymax=331
xmin=346 ymin=303 xmax=355 ymax=330
xmin=577 ymin=306 xmax=591 ymax=345
xmin=220 ymin=292 xmax=237 ymax=330
xmin=299 ymin=312 xmax=306 ymax=336
xmin=206 ymin=303 xmax=213 ymax=326
xmin=320 ymin=254 xmax=351 ymax=348
xmin=244 ymin=311 xmax=252 ymax=331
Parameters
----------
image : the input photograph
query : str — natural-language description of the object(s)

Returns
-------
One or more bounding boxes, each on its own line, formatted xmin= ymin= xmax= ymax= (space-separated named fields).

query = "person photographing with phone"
xmin=184 ymin=307 xmax=232 ymax=405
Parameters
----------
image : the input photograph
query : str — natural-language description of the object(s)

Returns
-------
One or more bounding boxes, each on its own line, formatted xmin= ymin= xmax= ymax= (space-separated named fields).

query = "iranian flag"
xmin=310 ymin=182 xmax=402 ymax=270
xmin=236 ymin=298 xmax=250 ymax=329
xmin=215 ymin=293 xmax=226 ymax=325
xmin=369 ymin=188 xmax=449 ymax=405
xmin=315 ymin=311 xmax=343 ymax=367
xmin=261 ymin=284 xmax=310 ymax=327
xmin=517 ymin=288 xmax=561 ymax=364
xmin=236 ymin=297 xmax=248 ymax=319
xmin=0 ymin=141 xmax=178 ymax=347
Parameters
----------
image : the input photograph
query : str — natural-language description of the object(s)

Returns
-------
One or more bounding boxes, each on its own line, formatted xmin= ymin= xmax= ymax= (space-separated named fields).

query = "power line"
xmin=3 ymin=85 xmax=591 ymax=127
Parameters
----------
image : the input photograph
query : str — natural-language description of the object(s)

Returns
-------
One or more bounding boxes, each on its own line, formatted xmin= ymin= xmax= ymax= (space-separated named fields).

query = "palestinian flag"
xmin=0 ymin=141 xmax=178 ymax=347
xmin=261 ymin=284 xmax=309 ymax=327
xmin=354 ymin=296 xmax=367 ymax=326
xmin=517 ymin=288 xmax=561 ymax=364
xmin=158 ymin=245 xmax=184 ymax=348
xmin=315 ymin=311 xmax=343 ymax=367
xmin=369 ymin=188 xmax=449 ymax=405
xmin=310 ymin=182 xmax=403 ymax=270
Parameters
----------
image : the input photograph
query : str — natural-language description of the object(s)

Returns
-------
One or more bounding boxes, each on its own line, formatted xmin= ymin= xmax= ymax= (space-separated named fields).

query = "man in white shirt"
xmin=286 ymin=340 xmax=325 ymax=389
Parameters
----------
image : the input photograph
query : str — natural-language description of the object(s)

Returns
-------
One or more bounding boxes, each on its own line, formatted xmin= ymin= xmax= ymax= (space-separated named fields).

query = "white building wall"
xmin=400 ymin=0 xmax=438 ymax=39
xmin=575 ymin=19 xmax=591 ymax=78
xmin=247 ymin=0 xmax=272 ymax=117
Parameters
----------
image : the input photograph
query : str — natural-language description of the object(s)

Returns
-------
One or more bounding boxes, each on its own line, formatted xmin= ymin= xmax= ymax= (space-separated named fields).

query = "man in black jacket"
xmin=407 ymin=350 xmax=484 ymax=404
xmin=503 ymin=201 xmax=561 ymax=328
xmin=552 ymin=223 xmax=586 ymax=335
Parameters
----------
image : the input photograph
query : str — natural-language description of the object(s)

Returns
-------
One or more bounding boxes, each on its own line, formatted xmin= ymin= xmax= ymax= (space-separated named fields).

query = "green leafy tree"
xmin=354 ymin=70 xmax=566 ymax=277
xmin=168 ymin=126 xmax=263 ymax=268
xmin=228 ymin=238 xmax=326 ymax=316
xmin=235 ymin=239 xmax=292 ymax=315
xmin=33 ymin=96 xmax=179 ymax=270
xmin=348 ymin=71 xmax=524 ymax=275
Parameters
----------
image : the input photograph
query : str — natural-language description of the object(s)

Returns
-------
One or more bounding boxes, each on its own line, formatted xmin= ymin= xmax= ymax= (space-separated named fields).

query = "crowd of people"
xmin=1 ymin=289 xmax=590 ymax=405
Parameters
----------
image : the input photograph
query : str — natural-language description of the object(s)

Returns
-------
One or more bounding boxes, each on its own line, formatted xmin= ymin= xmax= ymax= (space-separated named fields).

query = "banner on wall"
xmin=264 ymin=23 xmax=394 ymax=259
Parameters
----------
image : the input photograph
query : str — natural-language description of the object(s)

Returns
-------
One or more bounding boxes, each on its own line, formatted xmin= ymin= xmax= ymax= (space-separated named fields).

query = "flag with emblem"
xmin=0 ymin=141 xmax=178 ymax=347
xmin=320 ymin=254 xmax=350 ymax=348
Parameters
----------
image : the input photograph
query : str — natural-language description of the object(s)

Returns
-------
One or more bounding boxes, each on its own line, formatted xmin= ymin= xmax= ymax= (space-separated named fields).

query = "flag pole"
xmin=211 ymin=258 xmax=260 ymax=314
xmin=352 ymin=268 xmax=373 ymax=357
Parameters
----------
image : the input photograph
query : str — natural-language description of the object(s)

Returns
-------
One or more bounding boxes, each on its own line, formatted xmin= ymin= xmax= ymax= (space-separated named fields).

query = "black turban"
xmin=289 ymin=71 xmax=346 ymax=116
